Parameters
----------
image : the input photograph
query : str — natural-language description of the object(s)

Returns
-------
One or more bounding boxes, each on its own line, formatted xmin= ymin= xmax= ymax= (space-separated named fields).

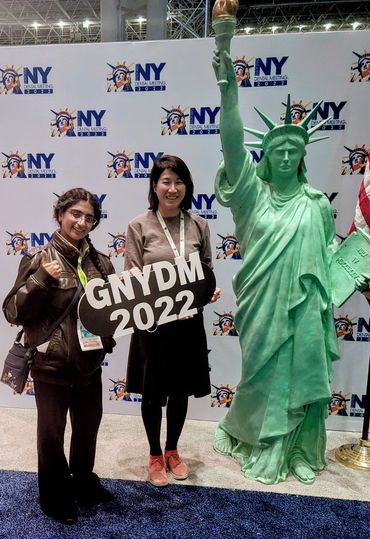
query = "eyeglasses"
xmin=67 ymin=209 xmax=97 ymax=226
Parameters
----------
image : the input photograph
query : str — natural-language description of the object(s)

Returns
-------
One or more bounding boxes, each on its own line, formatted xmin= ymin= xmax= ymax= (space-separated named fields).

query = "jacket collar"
xmin=51 ymin=230 xmax=89 ymax=263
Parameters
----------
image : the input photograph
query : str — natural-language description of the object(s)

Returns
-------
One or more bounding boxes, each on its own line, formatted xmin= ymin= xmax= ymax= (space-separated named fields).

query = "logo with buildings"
xmin=350 ymin=50 xmax=370 ymax=82
xmin=161 ymin=105 xmax=220 ymax=135
xmin=280 ymin=99 xmax=346 ymax=131
xmin=50 ymin=108 xmax=107 ymax=137
xmin=233 ymin=53 xmax=288 ymax=87
xmin=108 ymin=232 xmax=126 ymax=257
xmin=107 ymin=61 xmax=166 ymax=92
xmin=216 ymin=233 xmax=241 ymax=259
xmin=2 ymin=150 xmax=56 ymax=179
xmin=0 ymin=64 xmax=53 ymax=95
xmin=211 ymin=383 xmax=236 ymax=407
xmin=213 ymin=311 xmax=238 ymax=336
xmin=108 ymin=378 xmax=142 ymax=401
xmin=341 ymin=145 xmax=368 ymax=175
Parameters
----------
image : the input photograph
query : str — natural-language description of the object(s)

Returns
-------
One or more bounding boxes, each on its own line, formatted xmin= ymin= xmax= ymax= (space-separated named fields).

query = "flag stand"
xmin=335 ymin=355 xmax=370 ymax=471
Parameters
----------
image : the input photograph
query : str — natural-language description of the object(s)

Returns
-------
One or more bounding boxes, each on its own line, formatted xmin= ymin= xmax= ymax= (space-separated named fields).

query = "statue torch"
xmin=212 ymin=0 xmax=239 ymax=86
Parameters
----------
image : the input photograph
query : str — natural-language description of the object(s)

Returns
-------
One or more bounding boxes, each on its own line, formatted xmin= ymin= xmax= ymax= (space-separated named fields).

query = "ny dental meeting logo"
xmin=107 ymin=61 xmax=166 ymax=92
xmin=190 ymin=193 xmax=217 ymax=220
xmin=5 ymin=231 xmax=30 ymax=255
xmin=280 ymin=98 xmax=347 ymax=131
xmin=213 ymin=311 xmax=238 ymax=336
xmin=233 ymin=53 xmax=288 ymax=88
xmin=50 ymin=108 xmax=107 ymax=137
xmin=216 ymin=233 xmax=241 ymax=260
xmin=108 ymin=378 xmax=142 ymax=402
xmin=108 ymin=232 xmax=126 ymax=257
xmin=160 ymin=105 xmax=220 ymax=135
xmin=211 ymin=384 xmax=236 ymax=408
xmin=329 ymin=390 xmax=365 ymax=418
xmin=5 ymin=231 xmax=53 ymax=255
xmin=350 ymin=50 xmax=370 ymax=82
xmin=334 ymin=314 xmax=357 ymax=340
xmin=334 ymin=314 xmax=370 ymax=342
xmin=108 ymin=150 xmax=164 ymax=178
xmin=328 ymin=391 xmax=350 ymax=416
xmin=341 ymin=144 xmax=368 ymax=175
xmin=0 ymin=64 xmax=53 ymax=95
xmin=2 ymin=150 xmax=56 ymax=179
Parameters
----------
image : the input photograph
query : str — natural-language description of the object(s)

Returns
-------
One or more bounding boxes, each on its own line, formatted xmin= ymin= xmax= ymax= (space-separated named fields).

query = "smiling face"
xmin=154 ymin=168 xmax=186 ymax=217
xmin=58 ymin=200 xmax=95 ymax=246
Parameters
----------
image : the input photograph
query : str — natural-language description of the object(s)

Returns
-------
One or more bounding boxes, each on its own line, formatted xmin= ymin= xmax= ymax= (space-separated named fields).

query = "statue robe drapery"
xmin=214 ymin=153 xmax=340 ymax=484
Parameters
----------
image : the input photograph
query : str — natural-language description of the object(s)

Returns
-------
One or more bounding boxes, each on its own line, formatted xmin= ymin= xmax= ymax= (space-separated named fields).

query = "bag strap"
xmin=16 ymin=282 xmax=83 ymax=347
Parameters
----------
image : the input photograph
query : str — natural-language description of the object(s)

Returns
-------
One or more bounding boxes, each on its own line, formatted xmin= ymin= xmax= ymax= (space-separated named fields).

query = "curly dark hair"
xmin=53 ymin=187 xmax=101 ymax=231
xmin=148 ymin=155 xmax=194 ymax=211
xmin=53 ymin=187 xmax=109 ymax=280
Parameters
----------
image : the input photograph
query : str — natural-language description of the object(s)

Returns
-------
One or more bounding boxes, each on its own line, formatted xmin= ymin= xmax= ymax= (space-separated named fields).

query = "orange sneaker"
xmin=165 ymin=449 xmax=189 ymax=480
xmin=148 ymin=455 xmax=168 ymax=487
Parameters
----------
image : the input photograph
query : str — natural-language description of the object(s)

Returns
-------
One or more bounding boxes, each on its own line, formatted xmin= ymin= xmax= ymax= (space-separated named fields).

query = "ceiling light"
xmin=352 ymin=22 xmax=360 ymax=30
xmin=324 ymin=23 xmax=333 ymax=31
xmin=244 ymin=27 xmax=253 ymax=34
xmin=271 ymin=26 xmax=279 ymax=33
xmin=83 ymin=19 xmax=91 ymax=29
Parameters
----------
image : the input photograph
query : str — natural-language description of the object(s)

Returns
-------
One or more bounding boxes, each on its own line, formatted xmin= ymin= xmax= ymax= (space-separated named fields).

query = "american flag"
xmin=348 ymin=150 xmax=370 ymax=235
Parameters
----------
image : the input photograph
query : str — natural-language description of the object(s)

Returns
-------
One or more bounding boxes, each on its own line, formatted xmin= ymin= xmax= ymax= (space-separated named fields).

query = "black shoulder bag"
xmin=1 ymin=283 xmax=82 ymax=394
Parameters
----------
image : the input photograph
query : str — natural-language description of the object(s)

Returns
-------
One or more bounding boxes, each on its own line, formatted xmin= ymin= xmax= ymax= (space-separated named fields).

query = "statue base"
xmin=335 ymin=438 xmax=370 ymax=472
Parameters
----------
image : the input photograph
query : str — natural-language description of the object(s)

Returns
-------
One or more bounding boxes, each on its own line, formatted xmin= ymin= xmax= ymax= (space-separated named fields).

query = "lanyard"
xmin=156 ymin=210 xmax=185 ymax=258
xmin=77 ymin=253 xmax=88 ymax=289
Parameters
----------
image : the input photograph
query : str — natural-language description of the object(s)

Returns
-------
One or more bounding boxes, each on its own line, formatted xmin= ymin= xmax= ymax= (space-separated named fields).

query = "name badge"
xmin=77 ymin=319 xmax=104 ymax=351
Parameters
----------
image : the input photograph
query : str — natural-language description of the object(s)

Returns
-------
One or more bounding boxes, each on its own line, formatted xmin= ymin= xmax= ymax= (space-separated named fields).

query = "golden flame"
xmin=212 ymin=0 xmax=239 ymax=20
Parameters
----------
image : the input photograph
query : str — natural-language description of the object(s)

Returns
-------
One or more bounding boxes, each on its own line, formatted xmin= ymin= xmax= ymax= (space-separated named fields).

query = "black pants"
xmin=34 ymin=372 xmax=102 ymax=510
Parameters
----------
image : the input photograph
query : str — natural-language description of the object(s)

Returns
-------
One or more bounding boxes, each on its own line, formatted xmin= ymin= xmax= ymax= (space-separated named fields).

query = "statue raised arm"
xmin=212 ymin=3 xmax=341 ymax=485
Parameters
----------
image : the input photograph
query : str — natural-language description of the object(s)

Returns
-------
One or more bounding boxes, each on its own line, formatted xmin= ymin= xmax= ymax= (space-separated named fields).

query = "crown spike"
xmin=299 ymin=101 xmax=323 ymax=129
xmin=243 ymin=126 xmax=265 ymax=139
xmin=244 ymin=141 xmax=263 ymax=148
xmin=307 ymin=116 xmax=332 ymax=136
xmin=284 ymin=94 xmax=292 ymax=125
xmin=307 ymin=135 xmax=330 ymax=145
xmin=254 ymin=107 xmax=276 ymax=130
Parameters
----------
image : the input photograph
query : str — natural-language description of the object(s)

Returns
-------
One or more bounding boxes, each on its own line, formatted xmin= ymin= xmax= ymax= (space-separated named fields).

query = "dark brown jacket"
xmin=3 ymin=231 xmax=115 ymax=386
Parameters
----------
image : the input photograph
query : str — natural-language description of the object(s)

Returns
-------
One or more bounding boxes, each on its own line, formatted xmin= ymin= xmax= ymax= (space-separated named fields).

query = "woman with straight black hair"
xmin=124 ymin=155 xmax=220 ymax=487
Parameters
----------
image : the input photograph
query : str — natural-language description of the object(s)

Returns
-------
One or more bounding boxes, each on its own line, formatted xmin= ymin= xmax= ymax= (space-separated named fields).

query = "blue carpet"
xmin=0 ymin=470 xmax=369 ymax=539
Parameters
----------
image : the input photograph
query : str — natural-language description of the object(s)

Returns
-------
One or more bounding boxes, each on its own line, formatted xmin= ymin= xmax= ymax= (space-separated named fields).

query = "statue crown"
xmin=243 ymin=95 xmax=331 ymax=151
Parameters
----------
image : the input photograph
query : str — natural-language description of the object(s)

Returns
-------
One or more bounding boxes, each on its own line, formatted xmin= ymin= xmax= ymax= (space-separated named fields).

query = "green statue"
xmin=212 ymin=5 xmax=341 ymax=485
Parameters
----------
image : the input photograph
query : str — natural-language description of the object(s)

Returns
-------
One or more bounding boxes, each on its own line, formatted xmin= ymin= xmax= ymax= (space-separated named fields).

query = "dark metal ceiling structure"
xmin=0 ymin=1 xmax=369 ymax=46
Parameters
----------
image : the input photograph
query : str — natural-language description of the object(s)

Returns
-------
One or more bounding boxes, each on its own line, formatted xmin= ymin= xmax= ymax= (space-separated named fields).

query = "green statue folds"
xmin=212 ymin=49 xmax=340 ymax=484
